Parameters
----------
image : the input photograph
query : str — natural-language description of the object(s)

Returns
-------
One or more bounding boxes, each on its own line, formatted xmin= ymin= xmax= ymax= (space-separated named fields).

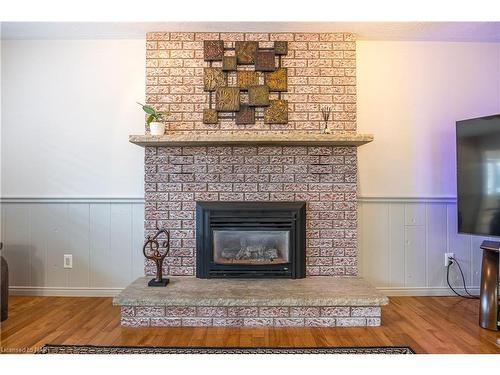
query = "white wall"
xmin=357 ymin=41 xmax=500 ymax=198
xmin=3 ymin=40 xmax=498 ymax=199
xmin=1 ymin=39 xmax=147 ymax=295
xmin=356 ymin=41 xmax=500 ymax=293
xmin=1 ymin=39 xmax=146 ymax=198
xmin=2 ymin=38 xmax=500 ymax=295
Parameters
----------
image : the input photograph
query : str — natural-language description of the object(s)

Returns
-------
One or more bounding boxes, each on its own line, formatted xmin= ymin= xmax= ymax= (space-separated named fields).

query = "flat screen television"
xmin=457 ymin=114 xmax=500 ymax=236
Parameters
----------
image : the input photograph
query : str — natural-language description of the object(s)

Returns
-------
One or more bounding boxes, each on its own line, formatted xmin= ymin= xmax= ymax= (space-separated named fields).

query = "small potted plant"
xmin=137 ymin=102 xmax=169 ymax=136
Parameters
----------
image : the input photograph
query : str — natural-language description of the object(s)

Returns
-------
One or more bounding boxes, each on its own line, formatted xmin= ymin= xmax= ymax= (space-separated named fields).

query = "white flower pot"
xmin=150 ymin=122 xmax=165 ymax=136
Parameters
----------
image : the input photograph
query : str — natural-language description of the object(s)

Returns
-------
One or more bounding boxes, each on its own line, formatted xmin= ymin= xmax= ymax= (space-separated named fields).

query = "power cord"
xmin=446 ymin=256 xmax=479 ymax=299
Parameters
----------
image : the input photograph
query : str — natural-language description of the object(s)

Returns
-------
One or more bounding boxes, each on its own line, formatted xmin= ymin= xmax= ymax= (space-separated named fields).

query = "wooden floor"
xmin=1 ymin=295 xmax=500 ymax=353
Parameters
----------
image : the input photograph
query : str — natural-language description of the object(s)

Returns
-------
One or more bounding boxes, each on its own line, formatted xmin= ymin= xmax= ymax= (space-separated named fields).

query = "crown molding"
xmin=2 ymin=22 xmax=500 ymax=42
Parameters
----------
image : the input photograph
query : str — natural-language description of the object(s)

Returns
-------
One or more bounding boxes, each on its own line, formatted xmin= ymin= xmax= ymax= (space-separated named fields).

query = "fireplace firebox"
xmin=196 ymin=202 xmax=306 ymax=279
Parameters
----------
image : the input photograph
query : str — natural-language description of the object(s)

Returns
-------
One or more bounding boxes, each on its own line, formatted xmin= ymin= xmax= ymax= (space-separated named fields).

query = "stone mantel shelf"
xmin=129 ymin=132 xmax=374 ymax=147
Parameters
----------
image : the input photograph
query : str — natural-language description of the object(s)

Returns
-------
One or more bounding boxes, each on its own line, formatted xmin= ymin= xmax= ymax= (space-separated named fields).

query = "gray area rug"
xmin=37 ymin=344 xmax=415 ymax=354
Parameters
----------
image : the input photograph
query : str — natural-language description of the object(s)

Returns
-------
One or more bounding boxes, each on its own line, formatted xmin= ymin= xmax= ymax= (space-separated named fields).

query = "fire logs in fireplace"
xmin=196 ymin=202 xmax=306 ymax=279
xmin=214 ymin=230 xmax=289 ymax=265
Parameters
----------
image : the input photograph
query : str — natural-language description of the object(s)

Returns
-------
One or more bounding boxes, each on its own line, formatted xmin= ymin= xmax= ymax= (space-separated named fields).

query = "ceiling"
xmin=1 ymin=22 xmax=500 ymax=42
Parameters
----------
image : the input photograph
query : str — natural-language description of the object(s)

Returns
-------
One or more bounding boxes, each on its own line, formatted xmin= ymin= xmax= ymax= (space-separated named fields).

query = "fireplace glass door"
xmin=196 ymin=201 xmax=306 ymax=278
xmin=213 ymin=230 xmax=290 ymax=265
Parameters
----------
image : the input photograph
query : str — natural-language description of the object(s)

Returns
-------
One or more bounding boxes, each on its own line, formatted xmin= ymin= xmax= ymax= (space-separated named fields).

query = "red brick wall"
xmin=144 ymin=144 xmax=357 ymax=277
xmin=143 ymin=32 xmax=358 ymax=277
xmin=145 ymin=32 xmax=356 ymax=133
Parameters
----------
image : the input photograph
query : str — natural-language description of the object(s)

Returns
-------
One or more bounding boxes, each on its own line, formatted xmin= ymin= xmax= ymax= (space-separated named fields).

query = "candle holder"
xmin=321 ymin=106 xmax=332 ymax=134
xmin=143 ymin=228 xmax=170 ymax=287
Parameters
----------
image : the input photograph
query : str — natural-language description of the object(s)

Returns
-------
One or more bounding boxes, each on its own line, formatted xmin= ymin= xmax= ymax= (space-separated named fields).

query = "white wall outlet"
xmin=444 ymin=252 xmax=454 ymax=267
xmin=63 ymin=254 xmax=73 ymax=269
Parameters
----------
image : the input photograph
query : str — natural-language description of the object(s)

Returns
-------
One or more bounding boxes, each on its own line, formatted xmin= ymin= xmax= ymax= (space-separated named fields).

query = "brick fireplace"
xmin=145 ymin=143 xmax=357 ymax=277
xmin=144 ymin=31 xmax=358 ymax=278
xmin=113 ymin=31 xmax=387 ymax=328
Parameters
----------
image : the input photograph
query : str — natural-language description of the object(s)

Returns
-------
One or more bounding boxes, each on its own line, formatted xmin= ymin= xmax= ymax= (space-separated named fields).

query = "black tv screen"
xmin=457 ymin=114 xmax=500 ymax=236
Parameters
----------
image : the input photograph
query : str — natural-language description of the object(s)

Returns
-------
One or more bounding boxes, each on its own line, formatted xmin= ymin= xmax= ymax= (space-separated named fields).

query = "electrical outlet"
xmin=444 ymin=252 xmax=454 ymax=267
xmin=63 ymin=254 xmax=73 ymax=269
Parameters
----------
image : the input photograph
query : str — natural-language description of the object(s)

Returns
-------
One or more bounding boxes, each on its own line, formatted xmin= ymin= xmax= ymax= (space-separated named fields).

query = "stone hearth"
xmin=113 ymin=277 xmax=388 ymax=327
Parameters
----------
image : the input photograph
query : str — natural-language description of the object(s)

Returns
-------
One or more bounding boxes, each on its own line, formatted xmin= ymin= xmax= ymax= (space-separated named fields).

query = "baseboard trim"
xmin=10 ymin=285 xmax=481 ymax=298
xmin=9 ymin=286 xmax=124 ymax=297
xmin=377 ymin=286 xmax=480 ymax=297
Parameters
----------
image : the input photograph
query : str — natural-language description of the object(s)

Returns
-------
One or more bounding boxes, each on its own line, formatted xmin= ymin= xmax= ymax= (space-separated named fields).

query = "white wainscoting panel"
xmin=0 ymin=197 xmax=491 ymax=296
xmin=358 ymin=198 xmax=489 ymax=296
xmin=1 ymin=199 xmax=145 ymax=296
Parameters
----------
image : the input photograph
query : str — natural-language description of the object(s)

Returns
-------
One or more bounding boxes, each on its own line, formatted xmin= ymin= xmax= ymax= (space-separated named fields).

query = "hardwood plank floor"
xmin=1 ymin=295 xmax=500 ymax=353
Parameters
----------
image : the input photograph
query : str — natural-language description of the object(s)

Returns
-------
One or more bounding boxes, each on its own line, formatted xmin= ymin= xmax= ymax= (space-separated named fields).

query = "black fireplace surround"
xmin=196 ymin=202 xmax=306 ymax=279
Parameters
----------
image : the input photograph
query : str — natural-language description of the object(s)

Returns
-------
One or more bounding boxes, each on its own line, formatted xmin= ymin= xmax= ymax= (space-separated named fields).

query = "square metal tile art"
xmin=248 ymin=85 xmax=270 ymax=107
xmin=235 ymin=105 xmax=255 ymax=125
xmin=265 ymin=68 xmax=287 ymax=92
xmin=222 ymin=56 xmax=237 ymax=71
xmin=202 ymin=39 xmax=289 ymax=125
xmin=203 ymin=40 xmax=224 ymax=61
xmin=274 ymin=41 xmax=288 ymax=55
xmin=215 ymin=87 xmax=240 ymax=112
xmin=235 ymin=41 xmax=258 ymax=64
xmin=237 ymin=71 xmax=259 ymax=91
xmin=255 ymin=51 xmax=276 ymax=71
xmin=204 ymin=67 xmax=225 ymax=92
xmin=264 ymin=100 xmax=288 ymax=124
xmin=203 ymin=109 xmax=218 ymax=124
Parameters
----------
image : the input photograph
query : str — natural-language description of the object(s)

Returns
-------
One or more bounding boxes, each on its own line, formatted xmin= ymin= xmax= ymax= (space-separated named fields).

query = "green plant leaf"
xmin=137 ymin=101 xmax=156 ymax=115
xmin=142 ymin=105 xmax=156 ymax=116
xmin=146 ymin=114 xmax=156 ymax=125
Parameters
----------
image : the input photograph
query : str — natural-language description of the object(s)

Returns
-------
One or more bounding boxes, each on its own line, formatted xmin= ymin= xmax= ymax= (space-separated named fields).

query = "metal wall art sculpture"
xmin=264 ymin=100 xmax=288 ymax=124
xmin=237 ymin=71 xmax=259 ymax=91
xmin=203 ymin=40 xmax=289 ymax=125
xmin=265 ymin=68 xmax=287 ymax=92
xmin=203 ymin=40 xmax=225 ymax=61
xmin=203 ymin=67 xmax=225 ymax=91
xmin=235 ymin=105 xmax=255 ymax=125
xmin=215 ymin=87 xmax=240 ymax=112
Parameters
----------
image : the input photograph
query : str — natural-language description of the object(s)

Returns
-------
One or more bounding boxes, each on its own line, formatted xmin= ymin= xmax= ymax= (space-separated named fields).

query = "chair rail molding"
xmin=358 ymin=196 xmax=457 ymax=203
xmin=0 ymin=197 xmax=145 ymax=203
